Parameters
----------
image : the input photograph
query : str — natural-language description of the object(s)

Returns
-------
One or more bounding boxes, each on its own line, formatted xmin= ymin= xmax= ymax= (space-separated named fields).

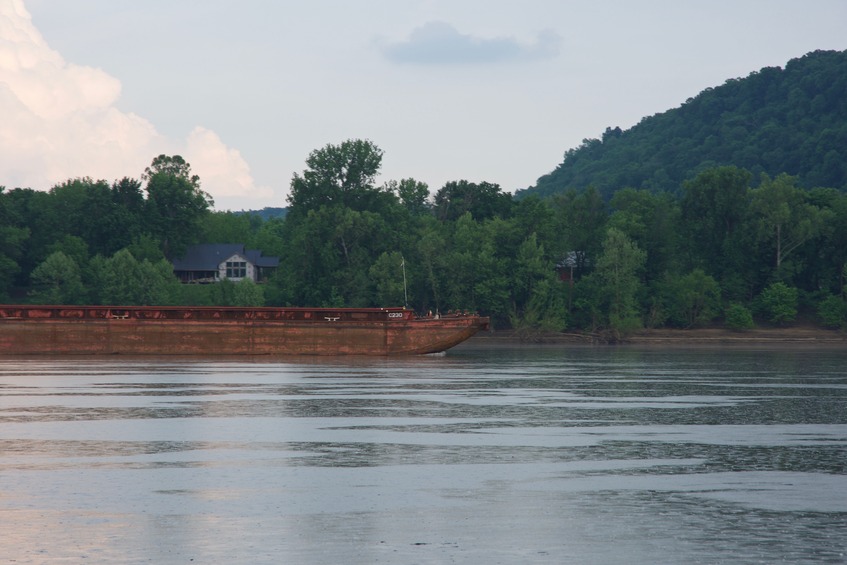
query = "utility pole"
xmin=401 ymin=255 xmax=408 ymax=308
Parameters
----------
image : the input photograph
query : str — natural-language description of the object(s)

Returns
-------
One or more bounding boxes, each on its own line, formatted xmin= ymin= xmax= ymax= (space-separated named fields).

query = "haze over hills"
xmin=517 ymin=49 xmax=847 ymax=200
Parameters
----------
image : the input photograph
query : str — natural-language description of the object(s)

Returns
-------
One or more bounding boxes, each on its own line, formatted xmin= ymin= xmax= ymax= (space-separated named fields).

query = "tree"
xmin=609 ymin=188 xmax=681 ymax=282
xmin=142 ymin=154 xmax=200 ymax=187
xmin=272 ymin=205 xmax=395 ymax=307
xmin=593 ymin=228 xmax=646 ymax=335
xmin=369 ymin=251 xmax=407 ymax=307
xmin=664 ymin=269 xmax=722 ymax=328
xmin=125 ymin=234 xmax=167 ymax=263
xmin=511 ymin=233 xmax=547 ymax=308
xmin=199 ymin=211 xmax=260 ymax=244
xmin=46 ymin=178 xmax=101 ymax=242
xmin=143 ymin=155 xmax=213 ymax=258
xmin=388 ymin=178 xmax=430 ymax=216
xmin=550 ymin=187 xmax=608 ymax=279
xmin=756 ymin=281 xmax=798 ymax=324
xmin=29 ymin=251 xmax=85 ymax=305
xmin=512 ymin=196 xmax=556 ymax=252
xmin=99 ymin=249 xmax=180 ymax=305
xmin=277 ymin=140 xmax=413 ymax=307
xmin=750 ymin=173 xmax=829 ymax=278
xmin=681 ymin=166 xmax=750 ymax=266
xmin=416 ymin=220 xmax=449 ymax=312
xmin=110 ymin=177 xmax=147 ymax=250
xmin=518 ymin=51 xmax=847 ymax=201
xmin=433 ymin=180 xmax=513 ymax=222
xmin=211 ymin=278 xmax=265 ymax=307
xmin=803 ymin=189 xmax=847 ymax=297
xmin=0 ymin=187 xmax=28 ymax=299
xmin=232 ymin=279 xmax=264 ymax=307
xmin=440 ymin=213 xmax=510 ymax=319
xmin=817 ymin=294 xmax=847 ymax=329
xmin=287 ymin=139 xmax=386 ymax=216
xmin=725 ymin=303 xmax=755 ymax=331
xmin=680 ymin=166 xmax=754 ymax=300
xmin=508 ymin=233 xmax=566 ymax=338
xmin=249 ymin=217 xmax=286 ymax=258
xmin=332 ymin=207 xmax=397 ymax=306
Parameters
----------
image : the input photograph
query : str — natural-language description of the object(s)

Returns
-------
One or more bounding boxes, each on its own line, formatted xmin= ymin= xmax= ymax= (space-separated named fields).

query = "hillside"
xmin=517 ymin=49 xmax=847 ymax=200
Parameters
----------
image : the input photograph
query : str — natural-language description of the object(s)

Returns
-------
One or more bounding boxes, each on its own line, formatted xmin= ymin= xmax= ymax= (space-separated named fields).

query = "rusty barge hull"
xmin=0 ymin=305 xmax=488 ymax=356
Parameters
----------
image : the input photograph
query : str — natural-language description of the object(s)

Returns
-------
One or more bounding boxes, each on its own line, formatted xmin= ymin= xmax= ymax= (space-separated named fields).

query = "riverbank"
xmin=475 ymin=325 xmax=847 ymax=346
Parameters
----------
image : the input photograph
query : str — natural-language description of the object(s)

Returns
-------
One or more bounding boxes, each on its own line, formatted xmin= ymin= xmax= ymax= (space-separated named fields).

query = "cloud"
xmin=380 ymin=21 xmax=560 ymax=65
xmin=185 ymin=127 xmax=274 ymax=208
xmin=0 ymin=0 xmax=267 ymax=210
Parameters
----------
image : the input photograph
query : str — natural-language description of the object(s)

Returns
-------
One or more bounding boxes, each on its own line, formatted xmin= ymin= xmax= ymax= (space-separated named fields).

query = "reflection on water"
xmin=1 ymin=345 xmax=846 ymax=564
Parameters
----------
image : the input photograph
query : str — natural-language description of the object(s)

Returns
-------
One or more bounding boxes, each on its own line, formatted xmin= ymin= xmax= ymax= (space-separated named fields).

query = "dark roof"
xmin=172 ymin=244 xmax=279 ymax=271
xmin=244 ymin=249 xmax=279 ymax=268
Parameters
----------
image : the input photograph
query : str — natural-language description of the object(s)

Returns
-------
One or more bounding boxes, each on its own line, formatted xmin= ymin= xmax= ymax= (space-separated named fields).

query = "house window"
xmin=226 ymin=261 xmax=247 ymax=279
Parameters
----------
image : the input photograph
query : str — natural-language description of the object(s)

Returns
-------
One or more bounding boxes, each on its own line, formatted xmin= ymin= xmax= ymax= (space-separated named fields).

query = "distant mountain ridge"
xmin=517 ymin=49 xmax=847 ymax=200
xmin=234 ymin=207 xmax=287 ymax=220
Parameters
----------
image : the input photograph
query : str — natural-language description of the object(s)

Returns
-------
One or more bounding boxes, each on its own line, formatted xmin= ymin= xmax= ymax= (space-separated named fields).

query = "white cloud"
xmin=379 ymin=21 xmax=560 ymax=65
xmin=185 ymin=127 xmax=274 ymax=209
xmin=0 ymin=0 xmax=268 ymax=210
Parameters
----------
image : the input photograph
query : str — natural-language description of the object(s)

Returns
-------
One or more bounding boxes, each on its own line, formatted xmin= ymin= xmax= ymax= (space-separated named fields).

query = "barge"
xmin=0 ymin=305 xmax=488 ymax=356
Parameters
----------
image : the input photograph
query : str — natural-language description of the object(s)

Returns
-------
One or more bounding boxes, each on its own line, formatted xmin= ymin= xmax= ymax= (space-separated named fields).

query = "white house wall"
xmin=218 ymin=253 xmax=256 ymax=282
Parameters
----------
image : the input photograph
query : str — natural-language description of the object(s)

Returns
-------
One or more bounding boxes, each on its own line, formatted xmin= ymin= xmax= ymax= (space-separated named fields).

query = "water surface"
xmin=1 ymin=345 xmax=845 ymax=563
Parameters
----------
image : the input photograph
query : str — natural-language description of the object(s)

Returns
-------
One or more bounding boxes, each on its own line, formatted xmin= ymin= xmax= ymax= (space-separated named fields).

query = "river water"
xmin=1 ymin=343 xmax=845 ymax=564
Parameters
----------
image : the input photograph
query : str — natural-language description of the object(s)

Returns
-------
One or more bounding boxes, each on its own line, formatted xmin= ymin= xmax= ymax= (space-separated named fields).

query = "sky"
xmin=2 ymin=1 xmax=847 ymax=211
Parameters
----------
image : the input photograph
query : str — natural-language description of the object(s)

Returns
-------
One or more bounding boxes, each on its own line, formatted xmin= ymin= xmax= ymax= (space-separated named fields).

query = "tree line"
xmin=3 ymin=140 xmax=847 ymax=337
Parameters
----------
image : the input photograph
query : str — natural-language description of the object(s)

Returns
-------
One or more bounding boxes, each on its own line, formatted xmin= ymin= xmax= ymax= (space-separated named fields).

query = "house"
xmin=555 ymin=251 xmax=582 ymax=284
xmin=172 ymin=244 xmax=279 ymax=283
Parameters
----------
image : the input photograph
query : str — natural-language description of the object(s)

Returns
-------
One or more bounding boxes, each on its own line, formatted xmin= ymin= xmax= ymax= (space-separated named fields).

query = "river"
xmin=1 ymin=343 xmax=845 ymax=564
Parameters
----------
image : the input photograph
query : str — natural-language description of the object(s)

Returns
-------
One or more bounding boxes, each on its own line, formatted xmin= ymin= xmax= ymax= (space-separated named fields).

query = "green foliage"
xmin=7 ymin=122 xmax=847 ymax=339
xmin=272 ymin=140 xmax=409 ymax=308
xmin=199 ymin=211 xmax=261 ymax=244
xmin=725 ymin=303 xmax=755 ymax=331
xmin=0 ymin=254 xmax=21 ymax=302
xmin=145 ymin=173 xmax=212 ymax=259
xmin=232 ymin=279 xmax=264 ymax=307
xmin=249 ymin=218 xmax=286 ymax=258
xmin=0 ymin=190 xmax=28 ymax=296
xmin=287 ymin=139 xmax=387 ymax=217
xmin=592 ymin=228 xmax=647 ymax=336
xmin=549 ymin=187 xmax=607 ymax=279
xmin=440 ymin=213 xmax=510 ymax=320
xmin=415 ymin=220 xmax=448 ymax=313
xmin=29 ymin=251 xmax=86 ymax=305
xmin=609 ymin=189 xmax=681 ymax=280
xmin=681 ymin=166 xmax=752 ymax=279
xmin=369 ymin=251 xmax=408 ymax=307
xmin=125 ymin=234 xmax=166 ymax=263
xmin=433 ymin=180 xmax=513 ymax=222
xmin=512 ymin=234 xmax=547 ymax=303
xmin=47 ymin=235 xmax=90 ymax=269
xmin=206 ymin=278 xmax=265 ymax=307
xmin=508 ymin=233 xmax=567 ymax=337
xmin=96 ymin=249 xmax=180 ymax=306
xmin=389 ymin=178 xmax=431 ymax=216
xmin=816 ymin=295 xmax=847 ymax=329
xmin=750 ymin=173 xmax=830 ymax=278
xmin=756 ymin=282 xmax=799 ymax=324
xmin=509 ymin=279 xmax=567 ymax=339
xmin=663 ymin=269 xmax=722 ymax=328
xmin=142 ymin=155 xmax=201 ymax=187
xmin=520 ymin=50 xmax=847 ymax=200
xmin=570 ymin=273 xmax=604 ymax=332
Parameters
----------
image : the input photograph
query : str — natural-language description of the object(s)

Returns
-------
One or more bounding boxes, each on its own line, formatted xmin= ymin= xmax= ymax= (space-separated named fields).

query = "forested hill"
xmin=517 ymin=49 xmax=847 ymax=200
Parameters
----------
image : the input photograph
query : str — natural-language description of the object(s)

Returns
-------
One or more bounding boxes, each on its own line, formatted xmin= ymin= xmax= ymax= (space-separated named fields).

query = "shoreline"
xmin=472 ymin=326 xmax=847 ymax=347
